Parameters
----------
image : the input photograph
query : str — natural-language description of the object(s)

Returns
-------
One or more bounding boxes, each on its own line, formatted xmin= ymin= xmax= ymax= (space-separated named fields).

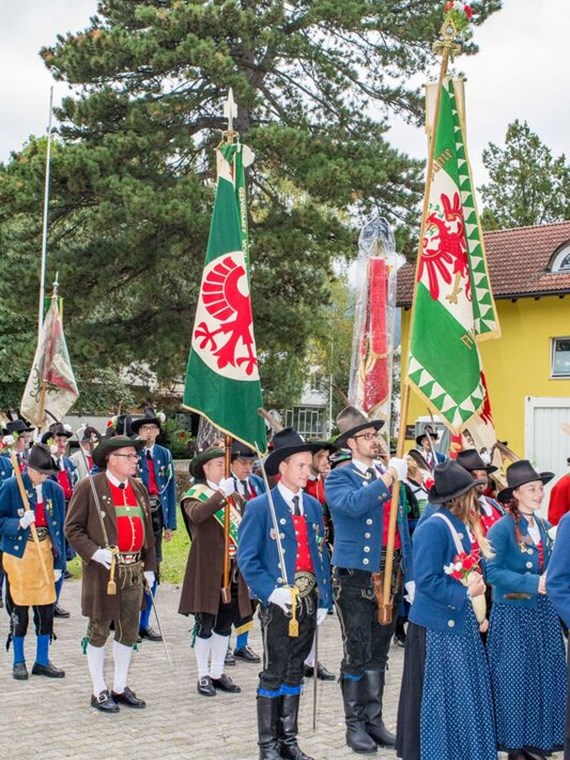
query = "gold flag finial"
xmin=222 ymin=88 xmax=239 ymax=144
xmin=433 ymin=16 xmax=462 ymax=58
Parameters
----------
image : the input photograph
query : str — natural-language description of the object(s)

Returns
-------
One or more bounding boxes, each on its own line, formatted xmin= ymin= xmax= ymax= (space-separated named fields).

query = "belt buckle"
xmin=294 ymin=571 xmax=316 ymax=598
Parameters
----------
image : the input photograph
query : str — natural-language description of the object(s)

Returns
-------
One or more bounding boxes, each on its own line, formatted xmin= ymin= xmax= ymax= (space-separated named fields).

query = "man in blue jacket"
xmin=325 ymin=406 xmax=409 ymax=754
xmin=544 ymin=511 xmax=570 ymax=759
xmin=238 ymin=428 xmax=332 ymax=760
xmin=132 ymin=408 xmax=176 ymax=641
xmin=0 ymin=444 xmax=66 ymax=680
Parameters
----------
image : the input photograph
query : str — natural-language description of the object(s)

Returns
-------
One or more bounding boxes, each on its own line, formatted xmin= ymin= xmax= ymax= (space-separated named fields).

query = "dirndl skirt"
xmin=420 ymin=604 xmax=497 ymax=760
xmin=487 ymin=596 xmax=566 ymax=753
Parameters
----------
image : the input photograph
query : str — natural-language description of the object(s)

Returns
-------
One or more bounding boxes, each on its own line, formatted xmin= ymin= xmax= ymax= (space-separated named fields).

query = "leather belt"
xmin=28 ymin=527 xmax=49 ymax=542
xmin=116 ymin=552 xmax=141 ymax=565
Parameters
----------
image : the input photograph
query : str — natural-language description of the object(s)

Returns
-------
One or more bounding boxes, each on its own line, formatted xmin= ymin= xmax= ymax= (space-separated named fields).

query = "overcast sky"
xmin=1 ymin=0 xmax=568 ymax=189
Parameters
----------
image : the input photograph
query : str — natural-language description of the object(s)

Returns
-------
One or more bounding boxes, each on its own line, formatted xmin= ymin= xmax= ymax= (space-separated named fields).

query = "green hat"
xmin=92 ymin=436 xmax=145 ymax=469
xmin=189 ymin=448 xmax=225 ymax=480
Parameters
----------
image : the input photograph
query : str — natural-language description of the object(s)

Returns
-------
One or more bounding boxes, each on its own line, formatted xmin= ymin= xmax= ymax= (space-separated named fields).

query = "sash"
xmin=183 ymin=484 xmax=241 ymax=547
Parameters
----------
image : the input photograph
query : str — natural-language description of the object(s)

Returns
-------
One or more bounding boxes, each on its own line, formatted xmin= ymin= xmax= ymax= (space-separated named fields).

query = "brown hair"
xmin=504 ymin=495 xmax=527 ymax=552
xmin=447 ymin=490 xmax=494 ymax=559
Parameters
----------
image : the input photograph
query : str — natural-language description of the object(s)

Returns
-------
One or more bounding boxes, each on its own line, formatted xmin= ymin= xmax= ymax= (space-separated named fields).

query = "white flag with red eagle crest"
xmin=407 ymin=77 xmax=500 ymax=433
xmin=183 ymin=142 xmax=266 ymax=451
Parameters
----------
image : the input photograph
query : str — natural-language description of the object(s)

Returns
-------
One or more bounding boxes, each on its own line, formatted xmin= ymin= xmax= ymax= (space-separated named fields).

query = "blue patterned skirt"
xmin=487 ymin=596 xmax=566 ymax=753
xmin=420 ymin=604 xmax=497 ymax=760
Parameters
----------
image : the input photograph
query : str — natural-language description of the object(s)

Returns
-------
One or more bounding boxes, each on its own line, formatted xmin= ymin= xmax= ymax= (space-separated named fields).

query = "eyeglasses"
xmin=110 ymin=453 xmax=139 ymax=460
xmin=352 ymin=433 xmax=378 ymax=441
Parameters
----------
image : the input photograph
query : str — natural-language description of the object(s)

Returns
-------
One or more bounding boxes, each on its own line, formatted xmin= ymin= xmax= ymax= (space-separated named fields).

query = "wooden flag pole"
xmin=379 ymin=16 xmax=461 ymax=625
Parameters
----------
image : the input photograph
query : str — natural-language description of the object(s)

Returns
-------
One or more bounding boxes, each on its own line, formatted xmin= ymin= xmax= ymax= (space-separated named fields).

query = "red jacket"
xmin=548 ymin=473 xmax=570 ymax=526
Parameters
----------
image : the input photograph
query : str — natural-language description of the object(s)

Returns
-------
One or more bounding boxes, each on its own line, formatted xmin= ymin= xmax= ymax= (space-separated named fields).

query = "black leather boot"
xmin=340 ymin=677 xmax=377 ymax=754
xmin=361 ymin=669 xmax=396 ymax=747
xmin=278 ymin=694 xmax=314 ymax=760
xmin=257 ymin=695 xmax=282 ymax=760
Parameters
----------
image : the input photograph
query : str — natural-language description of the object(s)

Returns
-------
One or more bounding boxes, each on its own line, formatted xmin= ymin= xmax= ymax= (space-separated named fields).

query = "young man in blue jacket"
xmin=238 ymin=428 xmax=332 ymax=760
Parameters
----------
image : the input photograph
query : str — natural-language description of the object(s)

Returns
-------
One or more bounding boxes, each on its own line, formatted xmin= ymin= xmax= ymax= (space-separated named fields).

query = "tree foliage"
xmin=480 ymin=119 xmax=570 ymax=230
xmin=0 ymin=0 xmax=501 ymax=410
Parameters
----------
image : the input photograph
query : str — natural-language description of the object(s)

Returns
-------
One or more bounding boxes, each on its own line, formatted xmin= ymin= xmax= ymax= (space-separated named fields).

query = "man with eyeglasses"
xmin=325 ymin=406 xmax=410 ymax=755
xmin=65 ymin=436 xmax=157 ymax=713
xmin=131 ymin=408 xmax=176 ymax=642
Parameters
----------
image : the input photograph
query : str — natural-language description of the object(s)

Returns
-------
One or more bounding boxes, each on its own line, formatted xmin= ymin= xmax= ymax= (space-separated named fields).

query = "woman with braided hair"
xmin=487 ymin=460 xmax=566 ymax=760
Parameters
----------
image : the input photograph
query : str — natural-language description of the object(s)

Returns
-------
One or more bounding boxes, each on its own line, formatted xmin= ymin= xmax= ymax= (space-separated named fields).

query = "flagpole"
xmin=379 ymin=15 xmax=461 ymax=625
xmin=38 ymin=86 xmax=54 ymax=340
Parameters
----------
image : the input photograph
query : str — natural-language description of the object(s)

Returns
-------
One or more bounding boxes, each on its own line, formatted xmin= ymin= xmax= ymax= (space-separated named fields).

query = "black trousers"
xmin=258 ymin=588 xmax=317 ymax=693
xmin=6 ymin=581 xmax=53 ymax=638
xmin=396 ymin=622 xmax=426 ymax=760
xmin=334 ymin=552 xmax=403 ymax=678
xmin=195 ymin=580 xmax=241 ymax=639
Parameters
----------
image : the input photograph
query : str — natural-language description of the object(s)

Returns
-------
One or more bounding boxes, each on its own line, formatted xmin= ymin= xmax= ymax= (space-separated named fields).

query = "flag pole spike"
xmin=378 ymin=10 xmax=465 ymax=627
xmin=222 ymin=87 xmax=239 ymax=144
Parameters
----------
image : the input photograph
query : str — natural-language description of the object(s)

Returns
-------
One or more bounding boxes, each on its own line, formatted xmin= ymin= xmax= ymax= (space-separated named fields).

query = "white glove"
xmin=218 ymin=477 xmax=236 ymax=498
xmin=268 ymin=586 xmax=293 ymax=613
xmin=316 ymin=607 xmax=328 ymax=626
xmin=388 ymin=457 xmax=408 ymax=482
xmin=404 ymin=580 xmax=416 ymax=604
xmin=19 ymin=511 xmax=36 ymax=530
xmin=91 ymin=548 xmax=113 ymax=569
xmin=53 ymin=569 xmax=62 ymax=582
xmin=144 ymin=570 xmax=156 ymax=588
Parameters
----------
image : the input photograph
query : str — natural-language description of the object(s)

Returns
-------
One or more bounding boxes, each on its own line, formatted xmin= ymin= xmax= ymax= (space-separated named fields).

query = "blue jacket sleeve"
xmin=0 ymin=480 xmax=23 ymax=537
xmin=546 ymin=513 xmax=570 ymax=627
xmin=165 ymin=451 xmax=177 ymax=529
xmin=326 ymin=468 xmax=391 ymax=518
xmin=237 ymin=503 xmax=276 ymax=606
xmin=413 ymin=519 xmax=469 ymax=612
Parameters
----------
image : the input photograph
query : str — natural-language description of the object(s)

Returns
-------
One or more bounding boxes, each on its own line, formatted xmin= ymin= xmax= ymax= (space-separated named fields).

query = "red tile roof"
xmin=396 ymin=220 xmax=570 ymax=307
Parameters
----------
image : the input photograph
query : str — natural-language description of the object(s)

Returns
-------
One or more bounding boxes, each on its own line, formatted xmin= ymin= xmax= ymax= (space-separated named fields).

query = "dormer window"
xmin=549 ymin=242 xmax=570 ymax=273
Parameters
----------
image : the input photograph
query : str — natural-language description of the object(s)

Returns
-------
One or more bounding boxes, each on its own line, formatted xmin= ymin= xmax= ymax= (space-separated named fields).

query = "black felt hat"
xmin=92 ymin=436 xmax=145 ymax=469
xmin=456 ymin=448 xmax=498 ymax=475
xmin=41 ymin=422 xmax=73 ymax=444
xmin=4 ymin=418 xmax=35 ymax=435
xmin=27 ymin=444 xmax=59 ymax=476
xmin=497 ymin=460 xmax=555 ymax=503
xmin=131 ymin=407 xmax=165 ymax=434
xmin=189 ymin=447 xmax=225 ymax=480
xmin=264 ymin=428 xmax=322 ymax=476
xmin=231 ymin=441 xmax=257 ymax=461
xmin=415 ymin=425 xmax=439 ymax=447
xmin=334 ymin=406 xmax=384 ymax=447
xmin=427 ymin=460 xmax=486 ymax=504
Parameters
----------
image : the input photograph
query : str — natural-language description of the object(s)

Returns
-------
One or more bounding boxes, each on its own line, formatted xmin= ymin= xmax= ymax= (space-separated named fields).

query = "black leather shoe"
xmin=54 ymin=604 xmax=71 ymax=619
xmin=139 ymin=626 xmax=162 ymax=642
xmin=303 ymin=662 xmax=336 ymax=681
xmin=212 ymin=673 xmax=241 ymax=693
xmin=13 ymin=662 xmax=28 ymax=681
xmin=393 ymin=634 xmax=406 ymax=648
xmin=234 ymin=645 xmax=261 ymax=663
xmin=225 ymin=648 xmax=236 ymax=666
xmin=64 ymin=570 xmax=73 ymax=580
xmin=91 ymin=690 xmax=119 ymax=713
xmin=197 ymin=676 xmax=216 ymax=697
xmin=522 ymin=750 xmax=548 ymax=760
xmin=31 ymin=661 xmax=65 ymax=678
xmin=111 ymin=686 xmax=146 ymax=708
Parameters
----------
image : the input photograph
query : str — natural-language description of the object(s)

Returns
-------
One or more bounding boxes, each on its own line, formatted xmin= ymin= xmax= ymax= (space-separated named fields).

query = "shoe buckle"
xmin=96 ymin=692 xmax=108 ymax=704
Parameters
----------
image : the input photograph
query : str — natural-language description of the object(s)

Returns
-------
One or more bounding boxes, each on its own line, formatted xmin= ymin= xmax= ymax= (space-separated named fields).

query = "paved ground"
xmin=0 ymin=580 xmax=535 ymax=760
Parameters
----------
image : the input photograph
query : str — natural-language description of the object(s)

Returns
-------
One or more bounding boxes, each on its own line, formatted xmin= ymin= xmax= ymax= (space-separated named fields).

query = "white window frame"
xmin=549 ymin=243 xmax=570 ymax=273
xmin=551 ymin=336 xmax=570 ymax=379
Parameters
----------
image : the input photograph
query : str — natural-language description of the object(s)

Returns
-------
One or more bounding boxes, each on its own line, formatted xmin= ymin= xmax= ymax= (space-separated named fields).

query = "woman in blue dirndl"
xmin=401 ymin=460 xmax=497 ymax=760
xmin=487 ymin=460 xmax=566 ymax=760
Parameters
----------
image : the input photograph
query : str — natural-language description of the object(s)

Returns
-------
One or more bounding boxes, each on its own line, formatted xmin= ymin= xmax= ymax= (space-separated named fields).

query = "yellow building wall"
xmin=400 ymin=295 xmax=570 ymax=456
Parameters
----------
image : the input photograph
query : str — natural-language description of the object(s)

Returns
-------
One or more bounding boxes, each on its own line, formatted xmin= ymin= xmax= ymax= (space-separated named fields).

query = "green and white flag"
xmin=407 ymin=77 xmax=500 ymax=433
xmin=183 ymin=143 xmax=267 ymax=452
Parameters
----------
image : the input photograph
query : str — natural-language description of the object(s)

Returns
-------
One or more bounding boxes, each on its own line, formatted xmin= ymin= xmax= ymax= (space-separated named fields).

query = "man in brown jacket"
xmin=65 ymin=436 xmax=157 ymax=713
xmin=178 ymin=447 xmax=251 ymax=697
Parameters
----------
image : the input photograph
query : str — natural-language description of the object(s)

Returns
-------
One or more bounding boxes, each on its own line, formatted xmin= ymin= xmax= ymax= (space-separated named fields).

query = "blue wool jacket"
xmin=546 ymin=512 xmax=570 ymax=627
xmin=137 ymin=444 xmax=177 ymax=530
xmin=409 ymin=509 xmax=473 ymax=635
xmin=486 ymin=513 xmax=552 ymax=608
xmin=237 ymin=487 xmax=332 ymax=609
xmin=0 ymin=473 xmax=66 ymax=570
xmin=325 ymin=462 xmax=412 ymax=579
xmin=0 ymin=455 xmax=14 ymax=488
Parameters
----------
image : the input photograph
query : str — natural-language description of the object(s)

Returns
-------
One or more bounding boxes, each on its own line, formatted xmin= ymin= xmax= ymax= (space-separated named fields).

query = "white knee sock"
xmin=87 ymin=643 xmax=107 ymax=696
xmin=209 ymin=632 xmax=230 ymax=679
xmin=194 ymin=636 xmax=212 ymax=680
xmin=112 ymin=640 xmax=132 ymax=694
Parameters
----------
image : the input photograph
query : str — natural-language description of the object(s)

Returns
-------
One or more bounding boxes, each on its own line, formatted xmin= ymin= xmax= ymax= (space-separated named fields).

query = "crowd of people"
xmin=0 ymin=405 xmax=569 ymax=760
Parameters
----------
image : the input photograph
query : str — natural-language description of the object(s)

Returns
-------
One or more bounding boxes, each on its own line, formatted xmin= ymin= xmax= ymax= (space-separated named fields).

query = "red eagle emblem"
xmin=194 ymin=255 xmax=258 ymax=376
xmin=418 ymin=192 xmax=471 ymax=303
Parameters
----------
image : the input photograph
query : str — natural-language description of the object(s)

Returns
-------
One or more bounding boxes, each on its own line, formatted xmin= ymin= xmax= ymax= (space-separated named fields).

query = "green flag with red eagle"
xmin=407 ymin=77 xmax=500 ymax=433
xmin=183 ymin=143 xmax=267 ymax=452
